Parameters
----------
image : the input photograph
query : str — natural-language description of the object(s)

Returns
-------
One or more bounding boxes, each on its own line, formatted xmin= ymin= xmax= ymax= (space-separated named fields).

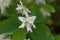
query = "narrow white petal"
xmin=20 ymin=0 xmax=23 ymax=6
xmin=24 ymin=38 xmax=30 ymax=40
xmin=16 ymin=5 xmax=23 ymax=10
xmin=23 ymin=9 xmax=29 ymax=17
xmin=32 ymin=24 xmax=36 ymax=28
xmin=18 ymin=17 xmax=25 ymax=22
xmin=26 ymin=24 xmax=30 ymax=32
xmin=26 ymin=24 xmax=32 ymax=32
xmin=29 ymin=26 xmax=32 ymax=32
xmin=25 ymin=8 xmax=31 ymax=13
xmin=19 ymin=23 xmax=25 ymax=28
xmin=1 ymin=6 xmax=5 ymax=14
xmin=28 ymin=38 xmax=30 ymax=40
xmin=29 ymin=16 xmax=36 ymax=23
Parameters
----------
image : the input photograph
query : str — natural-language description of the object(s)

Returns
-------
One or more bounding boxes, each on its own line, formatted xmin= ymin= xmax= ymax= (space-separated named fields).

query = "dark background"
xmin=49 ymin=0 xmax=60 ymax=34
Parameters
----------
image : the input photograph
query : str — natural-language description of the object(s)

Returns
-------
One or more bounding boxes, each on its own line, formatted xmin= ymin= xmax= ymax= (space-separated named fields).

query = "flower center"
xmin=24 ymin=20 xmax=29 ymax=25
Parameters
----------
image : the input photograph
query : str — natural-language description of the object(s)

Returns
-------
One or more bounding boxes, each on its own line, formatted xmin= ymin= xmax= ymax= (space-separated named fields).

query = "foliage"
xmin=0 ymin=0 xmax=60 ymax=40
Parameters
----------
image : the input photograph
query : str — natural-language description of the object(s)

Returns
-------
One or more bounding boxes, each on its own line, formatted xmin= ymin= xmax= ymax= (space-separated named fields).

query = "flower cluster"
xmin=16 ymin=1 xmax=36 ymax=32
xmin=0 ymin=0 xmax=11 ymax=14
xmin=35 ymin=0 xmax=46 ymax=5
xmin=35 ymin=0 xmax=51 ymax=17
xmin=40 ymin=8 xmax=51 ymax=17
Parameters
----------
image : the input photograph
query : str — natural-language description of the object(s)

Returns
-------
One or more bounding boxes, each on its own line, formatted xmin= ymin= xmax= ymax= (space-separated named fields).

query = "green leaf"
xmin=30 ymin=4 xmax=44 ymax=23
xmin=46 ymin=0 xmax=54 ymax=3
xmin=55 ymin=35 xmax=60 ymax=40
xmin=0 ymin=16 xmax=8 ymax=21
xmin=0 ymin=1 xmax=21 ymax=33
xmin=6 ymin=2 xmax=18 ymax=17
xmin=22 ymin=0 xmax=35 ymax=5
xmin=12 ymin=29 xmax=26 ymax=40
xmin=29 ymin=23 xmax=54 ymax=40
xmin=0 ymin=17 xmax=20 ymax=33
xmin=43 ymin=5 xmax=55 ymax=13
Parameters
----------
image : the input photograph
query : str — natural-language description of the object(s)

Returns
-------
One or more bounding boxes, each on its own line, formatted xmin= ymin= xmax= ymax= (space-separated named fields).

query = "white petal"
xmin=0 ymin=34 xmax=5 ymax=39
xmin=24 ymin=38 xmax=30 ymax=40
xmin=3 ymin=0 xmax=11 ymax=7
xmin=19 ymin=23 xmax=25 ymax=28
xmin=35 ymin=0 xmax=46 ymax=5
xmin=47 ymin=12 xmax=51 ymax=16
xmin=26 ymin=24 xmax=32 ymax=32
xmin=29 ymin=16 xmax=36 ymax=23
xmin=18 ymin=17 xmax=25 ymax=22
xmin=20 ymin=0 xmax=23 ymax=6
xmin=28 ymin=38 xmax=30 ymax=40
xmin=40 ymin=8 xmax=50 ymax=17
xmin=1 ymin=6 xmax=5 ymax=14
xmin=23 ymin=9 xmax=29 ymax=17
xmin=25 ymin=8 xmax=31 ymax=13
xmin=32 ymin=24 xmax=36 ymax=28
xmin=40 ymin=8 xmax=45 ymax=12
xmin=26 ymin=38 xmax=30 ymax=40
xmin=40 ymin=8 xmax=46 ymax=16
xmin=16 ymin=5 xmax=23 ymax=10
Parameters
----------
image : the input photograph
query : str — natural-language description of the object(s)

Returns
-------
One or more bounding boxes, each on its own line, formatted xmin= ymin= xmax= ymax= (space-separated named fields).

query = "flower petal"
xmin=40 ymin=8 xmax=50 ymax=17
xmin=32 ymin=24 xmax=36 ymax=28
xmin=20 ymin=0 xmax=23 ymax=6
xmin=1 ymin=6 xmax=5 ymax=14
xmin=19 ymin=23 xmax=25 ymax=28
xmin=26 ymin=24 xmax=32 ymax=32
xmin=16 ymin=5 xmax=23 ymax=10
xmin=47 ymin=12 xmax=51 ymax=16
xmin=3 ymin=0 xmax=11 ymax=7
xmin=35 ymin=0 xmax=46 ymax=5
xmin=23 ymin=9 xmax=29 ymax=17
xmin=29 ymin=16 xmax=36 ymax=23
xmin=24 ymin=38 xmax=30 ymax=40
xmin=18 ymin=17 xmax=25 ymax=22
xmin=25 ymin=8 xmax=31 ymax=13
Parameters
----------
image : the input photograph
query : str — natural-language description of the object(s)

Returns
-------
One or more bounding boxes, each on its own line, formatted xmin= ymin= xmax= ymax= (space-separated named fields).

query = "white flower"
xmin=35 ymin=0 xmax=46 ymax=5
xmin=40 ymin=8 xmax=51 ymax=17
xmin=25 ymin=38 xmax=30 ymax=40
xmin=18 ymin=16 xmax=36 ymax=32
xmin=0 ymin=34 xmax=5 ymax=40
xmin=16 ymin=1 xmax=31 ymax=17
xmin=0 ymin=34 xmax=11 ymax=40
xmin=0 ymin=0 xmax=11 ymax=14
